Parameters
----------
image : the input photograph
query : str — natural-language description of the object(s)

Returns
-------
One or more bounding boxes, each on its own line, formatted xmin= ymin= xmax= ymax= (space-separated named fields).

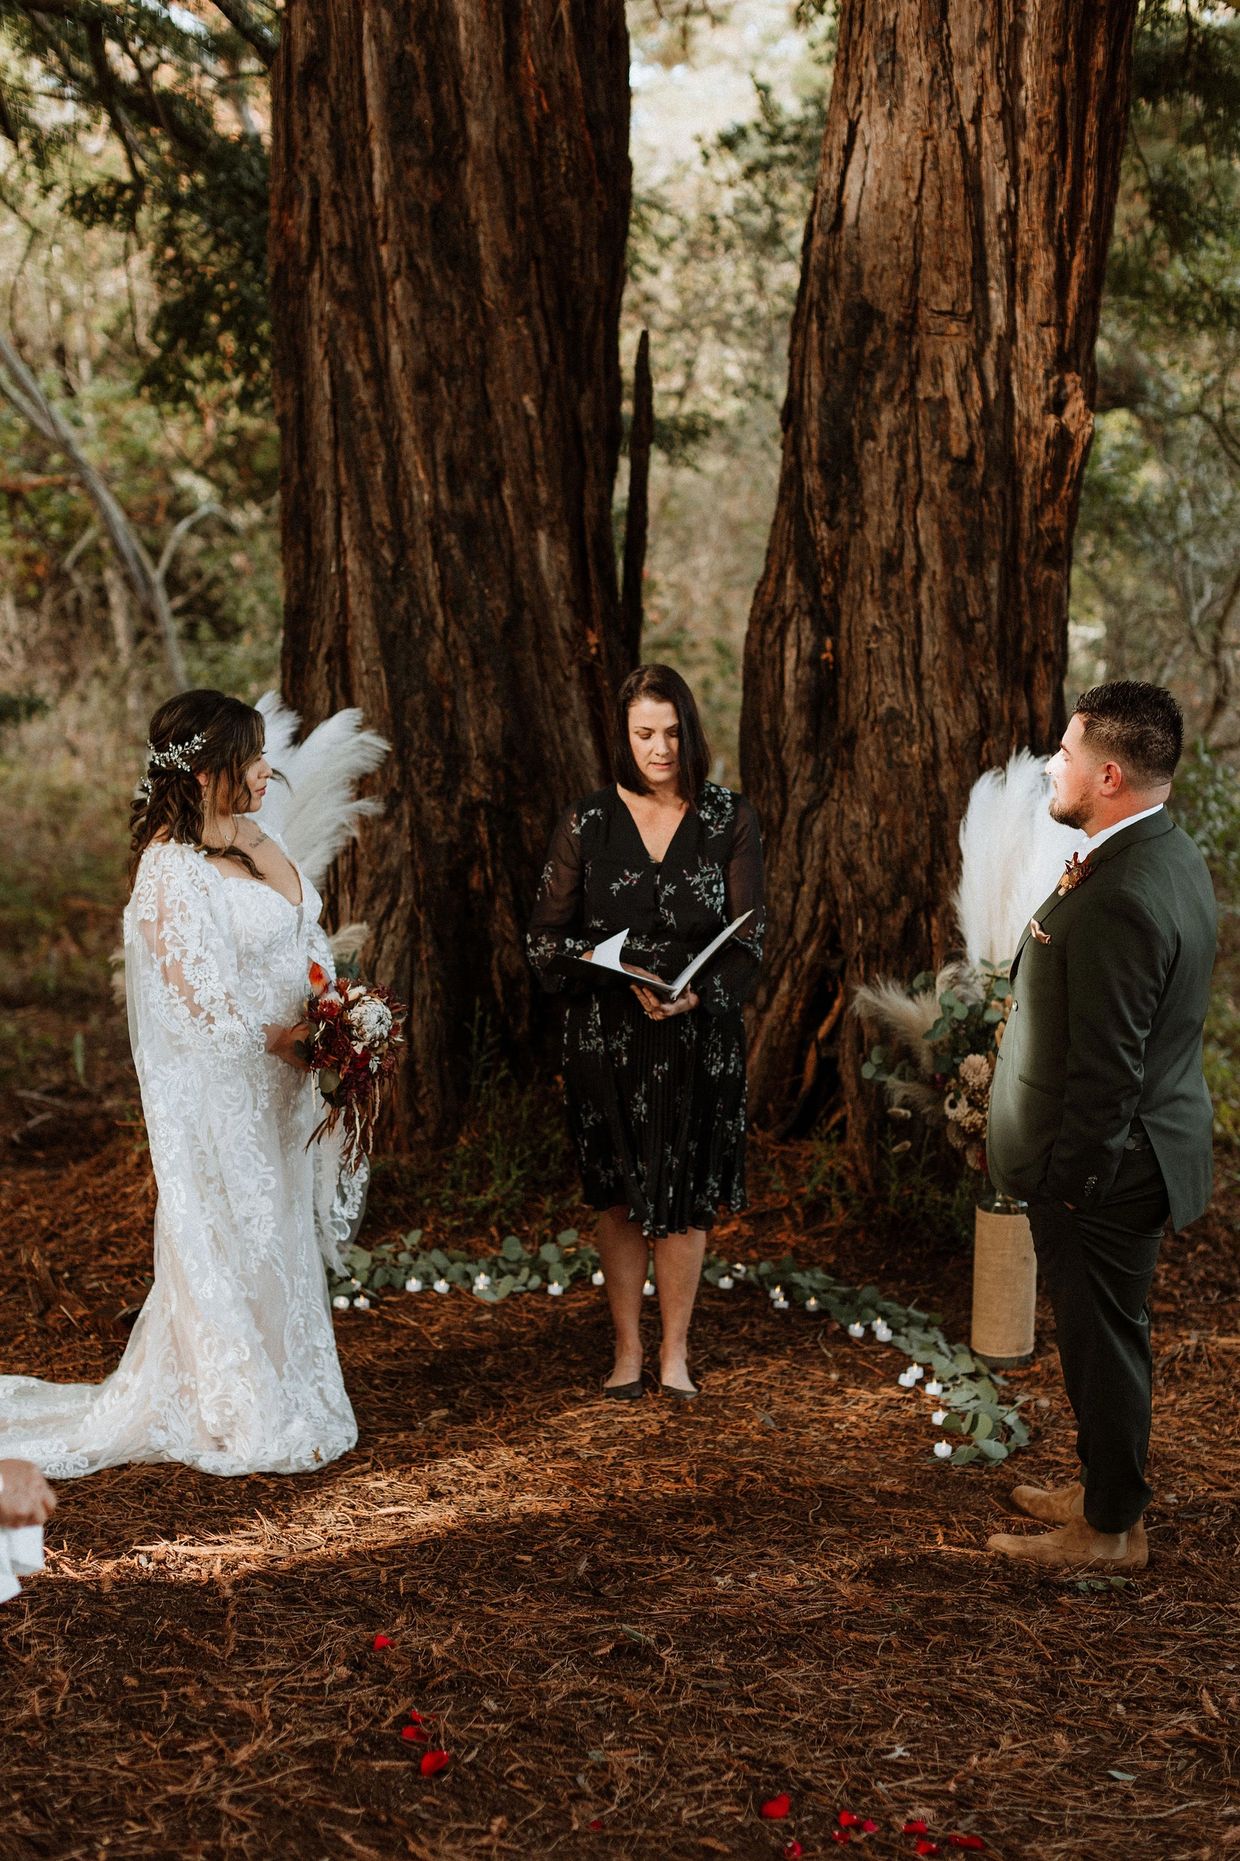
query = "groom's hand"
xmin=0 ymin=1459 xmax=56 ymax=1528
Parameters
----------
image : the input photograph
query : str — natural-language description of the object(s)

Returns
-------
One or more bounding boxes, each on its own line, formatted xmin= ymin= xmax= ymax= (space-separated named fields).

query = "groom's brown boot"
xmin=986 ymin=1515 xmax=1148 ymax=1573
xmin=1010 ymin=1478 xmax=1085 ymax=1524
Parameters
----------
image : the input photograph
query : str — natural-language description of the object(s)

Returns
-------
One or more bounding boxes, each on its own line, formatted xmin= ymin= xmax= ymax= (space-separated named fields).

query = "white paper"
xmin=587 ymin=911 xmax=753 ymax=1001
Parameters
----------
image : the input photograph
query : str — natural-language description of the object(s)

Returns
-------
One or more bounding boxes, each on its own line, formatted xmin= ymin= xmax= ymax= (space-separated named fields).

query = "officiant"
xmin=527 ymin=664 xmax=764 ymax=1402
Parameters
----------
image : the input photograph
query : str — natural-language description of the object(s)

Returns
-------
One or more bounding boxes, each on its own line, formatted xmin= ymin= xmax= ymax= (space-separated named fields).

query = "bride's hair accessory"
xmin=129 ymin=691 xmax=268 ymax=883
xmin=138 ymin=731 xmax=208 ymax=796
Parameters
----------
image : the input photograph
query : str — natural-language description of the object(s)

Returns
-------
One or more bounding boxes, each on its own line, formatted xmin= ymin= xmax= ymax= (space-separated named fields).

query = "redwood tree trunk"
xmin=269 ymin=1 xmax=632 ymax=1137
xmin=740 ymin=0 xmax=1138 ymax=1138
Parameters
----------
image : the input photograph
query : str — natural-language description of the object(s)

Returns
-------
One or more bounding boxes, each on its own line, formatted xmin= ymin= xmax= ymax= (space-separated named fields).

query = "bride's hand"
xmin=266 ymin=1023 xmax=312 ymax=1070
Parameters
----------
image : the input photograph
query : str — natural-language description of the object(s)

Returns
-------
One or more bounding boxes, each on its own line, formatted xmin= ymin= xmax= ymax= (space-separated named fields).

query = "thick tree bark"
xmin=620 ymin=329 xmax=653 ymax=658
xmin=269 ymin=0 xmax=632 ymax=1137
xmin=740 ymin=0 xmax=1138 ymax=1138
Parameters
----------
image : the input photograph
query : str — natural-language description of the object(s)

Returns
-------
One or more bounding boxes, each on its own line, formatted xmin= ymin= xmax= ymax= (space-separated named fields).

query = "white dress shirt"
xmin=1083 ymin=803 xmax=1165 ymax=859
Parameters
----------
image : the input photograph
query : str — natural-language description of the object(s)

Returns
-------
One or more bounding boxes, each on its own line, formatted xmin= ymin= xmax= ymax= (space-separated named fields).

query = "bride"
xmin=0 ymin=687 xmax=384 ymax=1478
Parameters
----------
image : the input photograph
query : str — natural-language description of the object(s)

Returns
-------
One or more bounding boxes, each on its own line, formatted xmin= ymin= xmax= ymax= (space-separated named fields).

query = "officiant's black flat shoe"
xmin=601 ymin=1379 xmax=645 ymax=1401
xmin=659 ymin=1382 xmax=699 ymax=1401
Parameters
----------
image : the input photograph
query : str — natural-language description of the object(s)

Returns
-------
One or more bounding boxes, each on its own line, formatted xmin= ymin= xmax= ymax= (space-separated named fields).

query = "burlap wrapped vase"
xmin=970 ymin=1190 xmax=1036 ymax=1367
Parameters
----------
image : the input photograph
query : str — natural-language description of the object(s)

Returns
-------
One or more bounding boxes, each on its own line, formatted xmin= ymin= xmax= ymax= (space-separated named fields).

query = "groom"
xmin=985 ymin=680 xmax=1217 ymax=1572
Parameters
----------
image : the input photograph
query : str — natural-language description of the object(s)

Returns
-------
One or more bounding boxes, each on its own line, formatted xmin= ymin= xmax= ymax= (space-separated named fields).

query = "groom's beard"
xmin=1049 ymin=795 xmax=1091 ymax=832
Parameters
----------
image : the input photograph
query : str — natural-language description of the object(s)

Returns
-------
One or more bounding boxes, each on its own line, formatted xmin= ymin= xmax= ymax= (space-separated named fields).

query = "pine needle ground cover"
xmin=1 ymin=1132 xmax=1236 ymax=1861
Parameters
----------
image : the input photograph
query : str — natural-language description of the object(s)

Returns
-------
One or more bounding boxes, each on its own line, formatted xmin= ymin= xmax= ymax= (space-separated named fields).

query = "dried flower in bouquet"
xmin=299 ymin=962 xmax=406 ymax=1169
xmin=944 ymin=1049 xmax=996 ymax=1174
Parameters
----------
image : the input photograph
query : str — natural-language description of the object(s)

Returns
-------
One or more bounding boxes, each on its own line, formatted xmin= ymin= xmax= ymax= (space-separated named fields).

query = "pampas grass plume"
xmin=953 ymin=750 xmax=1085 ymax=967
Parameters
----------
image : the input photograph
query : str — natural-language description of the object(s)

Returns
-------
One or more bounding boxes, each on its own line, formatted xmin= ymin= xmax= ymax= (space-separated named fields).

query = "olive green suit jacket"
xmin=986 ymin=810 xmax=1217 ymax=1232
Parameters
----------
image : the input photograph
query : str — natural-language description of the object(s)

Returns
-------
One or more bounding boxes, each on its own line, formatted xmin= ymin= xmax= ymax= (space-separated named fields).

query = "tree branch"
xmin=620 ymin=330 xmax=653 ymax=662
xmin=154 ymin=500 xmax=240 ymax=590
xmin=0 ymin=329 xmax=189 ymax=689
xmin=10 ymin=4 xmax=220 ymax=160
xmin=209 ymin=0 xmax=276 ymax=69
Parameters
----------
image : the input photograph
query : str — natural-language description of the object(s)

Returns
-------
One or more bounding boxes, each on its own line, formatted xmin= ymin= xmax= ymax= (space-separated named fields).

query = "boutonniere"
xmin=1057 ymin=852 xmax=1093 ymax=897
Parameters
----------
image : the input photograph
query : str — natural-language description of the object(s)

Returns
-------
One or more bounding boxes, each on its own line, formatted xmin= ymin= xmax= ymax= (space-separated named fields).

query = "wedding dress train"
xmin=0 ymin=700 xmax=385 ymax=1478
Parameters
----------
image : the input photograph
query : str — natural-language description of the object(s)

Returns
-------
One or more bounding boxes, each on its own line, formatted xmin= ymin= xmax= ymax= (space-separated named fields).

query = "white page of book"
xmin=586 ymin=910 xmax=753 ymax=1000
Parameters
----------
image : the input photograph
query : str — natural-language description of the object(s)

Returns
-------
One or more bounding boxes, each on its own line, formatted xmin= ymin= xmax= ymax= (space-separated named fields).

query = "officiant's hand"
xmin=632 ymin=984 xmax=699 ymax=1021
xmin=0 ymin=1459 xmax=56 ymax=1528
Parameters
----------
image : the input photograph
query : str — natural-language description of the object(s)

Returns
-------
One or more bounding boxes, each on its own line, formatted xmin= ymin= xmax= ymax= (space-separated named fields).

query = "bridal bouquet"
xmin=300 ymin=962 xmax=406 ymax=1168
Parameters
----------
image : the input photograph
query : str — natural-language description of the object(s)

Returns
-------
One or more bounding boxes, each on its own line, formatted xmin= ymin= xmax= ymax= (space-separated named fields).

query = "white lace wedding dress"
xmin=0 ymin=775 xmax=375 ymax=1479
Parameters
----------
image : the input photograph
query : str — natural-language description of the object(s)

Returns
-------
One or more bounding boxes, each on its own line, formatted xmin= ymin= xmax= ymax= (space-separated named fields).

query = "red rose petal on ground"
xmin=371 ymin=1633 xmax=393 ymax=1650
xmin=761 ymin=1795 xmax=792 ymax=1821
xmin=948 ymin=1840 xmax=985 ymax=1852
xmin=420 ymin=1749 xmax=451 ymax=1777
xmin=862 ymin=1821 xmax=879 ymax=1834
xmin=589 ymin=1819 xmax=604 ymax=1832
xmin=839 ymin=1811 xmax=862 ymax=1827
xmin=401 ymin=1725 xmax=429 ymax=1744
xmin=914 ymin=1843 xmax=941 ymax=1858
xmin=406 ymin=1709 xmax=425 ymax=1724
xmin=783 ymin=1844 xmax=804 ymax=1860
xmin=831 ymin=1835 xmax=852 ymax=1847
xmin=904 ymin=1825 xmax=929 ymax=1837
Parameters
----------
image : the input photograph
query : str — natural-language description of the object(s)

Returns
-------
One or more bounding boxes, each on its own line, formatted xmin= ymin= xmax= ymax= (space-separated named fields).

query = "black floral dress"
xmin=527 ymin=782 xmax=765 ymax=1237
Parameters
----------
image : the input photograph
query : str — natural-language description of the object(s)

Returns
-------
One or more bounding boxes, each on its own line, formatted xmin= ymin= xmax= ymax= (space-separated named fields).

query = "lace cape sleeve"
xmin=124 ymin=843 xmax=269 ymax=1070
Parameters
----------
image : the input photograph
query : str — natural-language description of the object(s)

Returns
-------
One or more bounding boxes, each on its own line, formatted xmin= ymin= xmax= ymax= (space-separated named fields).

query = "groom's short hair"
xmin=1074 ymin=680 xmax=1184 ymax=788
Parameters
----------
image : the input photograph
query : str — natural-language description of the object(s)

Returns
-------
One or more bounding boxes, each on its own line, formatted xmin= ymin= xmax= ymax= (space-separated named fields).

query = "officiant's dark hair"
xmin=1074 ymin=680 xmax=1183 ymax=789
xmin=614 ymin=664 xmax=711 ymax=802
xmin=129 ymin=688 xmax=276 ymax=884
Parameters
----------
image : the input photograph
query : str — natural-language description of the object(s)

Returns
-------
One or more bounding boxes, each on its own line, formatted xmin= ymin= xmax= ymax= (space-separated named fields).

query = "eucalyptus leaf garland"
xmin=330 ymin=1232 xmax=1030 ymax=1469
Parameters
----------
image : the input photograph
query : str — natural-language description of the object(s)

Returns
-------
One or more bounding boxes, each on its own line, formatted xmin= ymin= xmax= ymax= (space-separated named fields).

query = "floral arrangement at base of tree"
xmin=855 ymin=750 xmax=1087 ymax=1188
xmin=856 ymin=963 xmax=1011 ymax=1179
xmin=328 ymin=1232 xmax=1030 ymax=1468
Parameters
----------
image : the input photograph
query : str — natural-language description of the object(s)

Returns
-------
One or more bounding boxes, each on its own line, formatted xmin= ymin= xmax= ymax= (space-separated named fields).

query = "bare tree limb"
xmin=154 ymin=500 xmax=240 ymax=590
xmin=209 ymin=0 xmax=276 ymax=68
xmin=620 ymin=329 xmax=653 ymax=663
xmin=0 ymin=328 xmax=189 ymax=688
xmin=0 ymin=470 xmax=73 ymax=492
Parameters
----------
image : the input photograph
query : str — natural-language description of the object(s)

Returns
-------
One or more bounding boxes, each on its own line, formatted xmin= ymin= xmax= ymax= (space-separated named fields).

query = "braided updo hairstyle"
xmin=128 ymin=689 xmax=269 ymax=885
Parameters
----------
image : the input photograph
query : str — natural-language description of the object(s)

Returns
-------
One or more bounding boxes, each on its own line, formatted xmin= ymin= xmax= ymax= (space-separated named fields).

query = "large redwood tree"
xmin=269 ymin=1 xmax=633 ymax=1136
xmin=740 ymin=0 xmax=1139 ymax=1136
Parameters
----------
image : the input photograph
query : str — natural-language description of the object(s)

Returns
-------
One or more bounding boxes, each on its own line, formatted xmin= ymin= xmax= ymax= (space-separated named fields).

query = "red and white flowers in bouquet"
xmin=300 ymin=962 xmax=406 ymax=1168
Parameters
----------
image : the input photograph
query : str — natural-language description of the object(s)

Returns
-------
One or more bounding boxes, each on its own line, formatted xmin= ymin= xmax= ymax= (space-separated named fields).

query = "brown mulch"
xmin=0 ymin=1133 xmax=1237 ymax=1861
